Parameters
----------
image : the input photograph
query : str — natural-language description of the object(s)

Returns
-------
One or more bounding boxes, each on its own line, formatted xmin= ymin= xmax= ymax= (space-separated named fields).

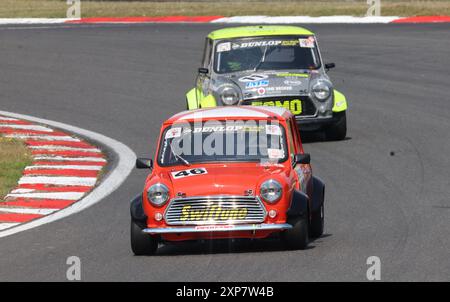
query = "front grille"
xmin=242 ymin=96 xmax=317 ymax=117
xmin=164 ymin=196 xmax=266 ymax=226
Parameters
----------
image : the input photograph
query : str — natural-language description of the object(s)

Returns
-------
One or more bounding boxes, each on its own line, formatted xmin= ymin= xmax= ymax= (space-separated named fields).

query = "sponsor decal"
xmin=284 ymin=79 xmax=302 ymax=86
xmin=182 ymin=125 xmax=263 ymax=133
xmin=265 ymin=124 xmax=282 ymax=136
xmin=281 ymin=40 xmax=299 ymax=46
xmin=257 ymin=87 xmax=266 ymax=95
xmin=276 ymin=73 xmax=309 ymax=78
xmin=299 ymin=36 xmax=315 ymax=48
xmin=195 ymin=225 xmax=235 ymax=231
xmin=232 ymin=40 xmax=282 ymax=49
xmin=217 ymin=42 xmax=231 ymax=52
xmin=266 ymin=86 xmax=293 ymax=92
xmin=165 ymin=127 xmax=182 ymax=139
xmin=171 ymin=168 xmax=207 ymax=179
xmin=239 ymin=74 xmax=268 ymax=82
xmin=267 ymin=148 xmax=284 ymax=159
xmin=180 ymin=205 xmax=248 ymax=221
xmin=231 ymin=39 xmax=301 ymax=49
xmin=251 ymin=100 xmax=303 ymax=115
xmin=245 ymin=80 xmax=269 ymax=89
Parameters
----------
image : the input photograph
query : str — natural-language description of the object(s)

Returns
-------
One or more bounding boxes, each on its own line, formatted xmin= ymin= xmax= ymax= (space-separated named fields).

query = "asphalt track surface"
xmin=0 ymin=23 xmax=449 ymax=281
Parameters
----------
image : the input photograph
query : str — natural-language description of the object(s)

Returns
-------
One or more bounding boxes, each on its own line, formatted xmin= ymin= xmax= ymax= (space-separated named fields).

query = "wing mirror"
xmin=136 ymin=158 xmax=153 ymax=169
xmin=325 ymin=63 xmax=336 ymax=71
xmin=198 ymin=67 xmax=209 ymax=75
xmin=294 ymin=153 xmax=311 ymax=164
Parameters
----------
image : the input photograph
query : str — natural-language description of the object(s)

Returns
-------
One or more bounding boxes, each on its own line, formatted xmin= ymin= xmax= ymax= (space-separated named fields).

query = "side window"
xmin=201 ymin=38 xmax=213 ymax=69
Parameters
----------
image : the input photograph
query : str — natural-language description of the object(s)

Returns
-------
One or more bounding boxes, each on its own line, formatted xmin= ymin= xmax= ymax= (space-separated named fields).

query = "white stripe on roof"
xmin=175 ymin=107 xmax=276 ymax=120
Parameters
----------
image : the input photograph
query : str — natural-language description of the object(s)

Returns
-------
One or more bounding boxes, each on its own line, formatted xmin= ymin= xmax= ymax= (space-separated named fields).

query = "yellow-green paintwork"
xmin=208 ymin=26 xmax=314 ymax=41
xmin=185 ymin=88 xmax=199 ymax=110
xmin=332 ymin=89 xmax=348 ymax=112
xmin=201 ymin=95 xmax=217 ymax=108
xmin=186 ymin=88 xmax=217 ymax=110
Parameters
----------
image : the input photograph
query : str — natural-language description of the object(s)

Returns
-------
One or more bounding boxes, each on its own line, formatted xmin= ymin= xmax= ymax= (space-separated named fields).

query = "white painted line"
xmin=6 ymin=192 xmax=86 ymax=200
xmin=10 ymin=189 xmax=35 ymax=194
xmin=0 ymin=117 xmax=19 ymax=121
xmin=211 ymin=15 xmax=400 ymax=24
xmin=0 ymin=18 xmax=78 ymax=25
xmin=29 ymin=145 xmax=101 ymax=152
xmin=0 ymin=207 xmax=58 ymax=215
xmin=0 ymin=110 xmax=136 ymax=238
xmin=0 ymin=223 xmax=20 ymax=231
xmin=18 ymin=176 xmax=97 ymax=186
xmin=0 ymin=124 xmax=53 ymax=132
xmin=5 ymin=135 xmax=80 ymax=141
xmin=26 ymin=165 xmax=103 ymax=171
xmin=33 ymin=156 xmax=106 ymax=162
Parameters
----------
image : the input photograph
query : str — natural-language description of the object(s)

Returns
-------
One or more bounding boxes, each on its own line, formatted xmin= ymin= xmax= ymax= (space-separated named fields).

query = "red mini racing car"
xmin=130 ymin=106 xmax=325 ymax=255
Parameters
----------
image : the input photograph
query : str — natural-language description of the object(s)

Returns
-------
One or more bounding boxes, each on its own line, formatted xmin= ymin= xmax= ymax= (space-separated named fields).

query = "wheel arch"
xmin=332 ymin=89 xmax=348 ymax=112
xmin=130 ymin=194 xmax=147 ymax=228
xmin=311 ymin=176 xmax=325 ymax=212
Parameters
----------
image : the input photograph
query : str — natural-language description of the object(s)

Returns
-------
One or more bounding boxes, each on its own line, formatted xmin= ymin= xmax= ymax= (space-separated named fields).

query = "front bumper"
xmin=142 ymin=223 xmax=292 ymax=235
xmin=296 ymin=114 xmax=340 ymax=131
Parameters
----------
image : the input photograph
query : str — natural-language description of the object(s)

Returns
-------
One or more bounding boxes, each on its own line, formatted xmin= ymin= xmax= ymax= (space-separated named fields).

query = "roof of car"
xmin=166 ymin=106 xmax=292 ymax=124
xmin=207 ymin=25 xmax=315 ymax=40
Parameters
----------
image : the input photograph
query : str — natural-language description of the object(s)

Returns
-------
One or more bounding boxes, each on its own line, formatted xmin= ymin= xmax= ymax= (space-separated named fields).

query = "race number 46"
xmin=171 ymin=168 xmax=208 ymax=179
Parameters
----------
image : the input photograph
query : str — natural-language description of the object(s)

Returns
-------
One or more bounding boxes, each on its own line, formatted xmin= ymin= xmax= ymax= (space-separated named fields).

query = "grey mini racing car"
xmin=185 ymin=25 xmax=348 ymax=140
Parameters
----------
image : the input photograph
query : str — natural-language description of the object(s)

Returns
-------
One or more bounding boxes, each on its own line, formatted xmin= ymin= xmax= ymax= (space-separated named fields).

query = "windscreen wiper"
xmin=169 ymin=142 xmax=190 ymax=166
xmin=253 ymin=45 xmax=269 ymax=72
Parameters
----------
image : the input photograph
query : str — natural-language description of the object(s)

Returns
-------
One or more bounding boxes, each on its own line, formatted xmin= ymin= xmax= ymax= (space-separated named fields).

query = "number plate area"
xmin=245 ymin=97 xmax=317 ymax=116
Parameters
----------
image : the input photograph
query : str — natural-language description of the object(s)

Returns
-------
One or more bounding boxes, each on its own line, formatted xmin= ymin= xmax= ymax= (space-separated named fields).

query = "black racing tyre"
xmin=309 ymin=203 xmax=324 ymax=238
xmin=130 ymin=220 xmax=158 ymax=256
xmin=325 ymin=111 xmax=347 ymax=141
xmin=282 ymin=216 xmax=309 ymax=250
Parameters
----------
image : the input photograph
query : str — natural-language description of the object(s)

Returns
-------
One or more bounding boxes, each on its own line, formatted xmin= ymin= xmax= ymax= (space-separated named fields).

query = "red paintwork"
xmin=33 ymin=161 xmax=106 ymax=166
xmin=141 ymin=107 xmax=312 ymax=242
xmin=392 ymin=16 xmax=450 ymax=23
xmin=26 ymin=140 xmax=93 ymax=148
xmin=0 ymin=129 xmax=68 ymax=136
xmin=30 ymin=150 xmax=103 ymax=157
xmin=1 ymin=199 xmax=75 ymax=209
xmin=17 ymin=184 xmax=92 ymax=192
xmin=23 ymin=169 xmax=99 ymax=177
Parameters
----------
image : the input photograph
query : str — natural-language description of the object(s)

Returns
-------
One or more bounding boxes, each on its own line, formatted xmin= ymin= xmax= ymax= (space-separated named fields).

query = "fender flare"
xmin=186 ymin=88 xmax=199 ymax=110
xmin=311 ymin=176 xmax=325 ymax=213
xmin=130 ymin=194 xmax=147 ymax=228
xmin=185 ymin=88 xmax=217 ymax=110
xmin=332 ymin=89 xmax=348 ymax=112
xmin=287 ymin=189 xmax=309 ymax=218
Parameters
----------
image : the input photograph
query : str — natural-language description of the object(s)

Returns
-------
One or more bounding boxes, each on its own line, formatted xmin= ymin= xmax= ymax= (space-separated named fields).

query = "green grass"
xmin=0 ymin=136 xmax=32 ymax=201
xmin=1 ymin=1 xmax=450 ymax=18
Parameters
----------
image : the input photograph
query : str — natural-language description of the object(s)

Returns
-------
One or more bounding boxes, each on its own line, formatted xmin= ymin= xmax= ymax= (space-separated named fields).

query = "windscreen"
xmin=214 ymin=36 xmax=321 ymax=74
xmin=158 ymin=120 xmax=288 ymax=166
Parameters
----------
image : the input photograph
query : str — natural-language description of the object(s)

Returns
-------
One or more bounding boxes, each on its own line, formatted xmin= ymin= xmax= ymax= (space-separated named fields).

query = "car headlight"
xmin=147 ymin=183 xmax=169 ymax=207
xmin=312 ymin=82 xmax=331 ymax=101
xmin=260 ymin=179 xmax=282 ymax=203
xmin=219 ymin=86 xmax=240 ymax=105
